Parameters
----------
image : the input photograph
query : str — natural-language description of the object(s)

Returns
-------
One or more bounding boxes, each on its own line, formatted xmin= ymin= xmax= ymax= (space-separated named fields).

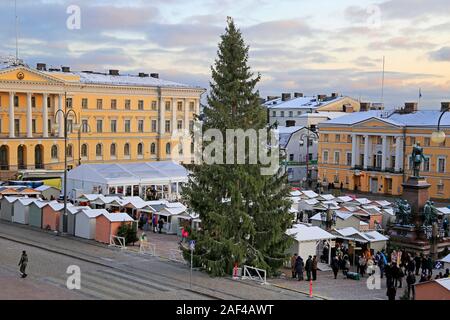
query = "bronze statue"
xmin=394 ymin=199 xmax=412 ymax=225
xmin=411 ymin=143 xmax=426 ymax=177
xmin=423 ymin=200 xmax=438 ymax=226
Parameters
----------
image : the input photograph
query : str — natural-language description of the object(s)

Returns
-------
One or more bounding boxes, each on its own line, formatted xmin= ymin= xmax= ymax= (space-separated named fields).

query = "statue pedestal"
xmin=388 ymin=176 xmax=450 ymax=255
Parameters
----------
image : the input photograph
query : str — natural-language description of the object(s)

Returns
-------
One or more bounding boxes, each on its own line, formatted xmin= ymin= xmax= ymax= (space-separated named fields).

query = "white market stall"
xmin=286 ymin=223 xmax=336 ymax=264
xmin=12 ymin=198 xmax=35 ymax=225
xmin=75 ymin=209 xmax=106 ymax=239
xmin=66 ymin=161 xmax=188 ymax=201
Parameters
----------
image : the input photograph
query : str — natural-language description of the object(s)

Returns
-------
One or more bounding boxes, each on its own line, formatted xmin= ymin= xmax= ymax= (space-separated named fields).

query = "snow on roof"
xmin=322 ymin=110 xmax=450 ymax=127
xmin=361 ymin=231 xmax=389 ymax=242
xmin=268 ymin=96 xmax=348 ymax=110
xmin=32 ymin=200 xmax=51 ymax=208
xmin=319 ymin=194 xmax=335 ymax=201
xmin=439 ymin=253 xmax=450 ymax=263
xmin=81 ymin=209 xmax=108 ymax=218
xmin=342 ymin=206 xmax=359 ymax=212
xmin=437 ymin=207 xmax=450 ymax=215
xmin=121 ymin=196 xmax=148 ymax=209
xmin=4 ymin=196 xmax=22 ymax=203
xmin=360 ymin=221 xmax=369 ymax=225
xmin=286 ymin=223 xmax=336 ymax=242
xmin=335 ymin=211 xmax=354 ymax=220
xmin=290 ymin=190 xmax=302 ymax=197
xmin=68 ymin=161 xmax=188 ymax=185
xmin=159 ymin=206 xmax=186 ymax=216
xmin=302 ymin=190 xmax=319 ymax=198
xmin=336 ymin=196 xmax=353 ymax=203
xmin=66 ymin=205 xmax=90 ymax=215
xmin=34 ymin=185 xmax=59 ymax=192
xmin=100 ymin=212 xmax=134 ymax=222
xmin=382 ymin=208 xmax=395 ymax=216
xmin=435 ymin=278 xmax=450 ymax=291
xmin=304 ymin=198 xmax=320 ymax=205
xmin=355 ymin=198 xmax=371 ymax=205
xmin=289 ymin=196 xmax=301 ymax=204
xmin=374 ymin=200 xmax=391 ymax=207
xmin=335 ymin=227 xmax=360 ymax=237
xmin=47 ymin=202 xmax=64 ymax=211
xmin=80 ymin=194 xmax=102 ymax=201
xmin=16 ymin=198 xmax=36 ymax=206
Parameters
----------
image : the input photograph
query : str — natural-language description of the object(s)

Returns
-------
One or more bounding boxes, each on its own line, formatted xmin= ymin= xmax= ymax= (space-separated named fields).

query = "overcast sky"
xmin=0 ymin=0 xmax=449 ymax=108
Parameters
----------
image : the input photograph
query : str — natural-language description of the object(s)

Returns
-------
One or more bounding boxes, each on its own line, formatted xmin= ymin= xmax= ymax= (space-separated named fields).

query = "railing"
xmin=351 ymin=166 xmax=403 ymax=174
xmin=241 ymin=265 xmax=267 ymax=285
xmin=286 ymin=160 xmax=318 ymax=166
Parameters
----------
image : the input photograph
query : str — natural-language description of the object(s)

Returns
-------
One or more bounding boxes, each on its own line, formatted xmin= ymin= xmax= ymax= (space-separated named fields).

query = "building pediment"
xmin=351 ymin=117 xmax=403 ymax=129
xmin=0 ymin=66 xmax=65 ymax=84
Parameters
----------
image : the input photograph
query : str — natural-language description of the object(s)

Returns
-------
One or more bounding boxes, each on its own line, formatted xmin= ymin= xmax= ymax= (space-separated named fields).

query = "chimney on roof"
xmin=360 ymin=102 xmax=371 ymax=112
xmin=61 ymin=66 xmax=70 ymax=73
xmin=317 ymin=94 xmax=327 ymax=101
xmin=36 ymin=63 xmax=46 ymax=71
xmin=294 ymin=92 xmax=304 ymax=98
xmin=266 ymin=96 xmax=279 ymax=101
xmin=441 ymin=102 xmax=450 ymax=112
xmin=403 ymin=102 xmax=418 ymax=113
xmin=150 ymin=73 xmax=159 ymax=79
xmin=331 ymin=92 xmax=339 ymax=98
xmin=138 ymin=72 xmax=149 ymax=77
xmin=281 ymin=93 xmax=291 ymax=101
xmin=109 ymin=69 xmax=119 ymax=76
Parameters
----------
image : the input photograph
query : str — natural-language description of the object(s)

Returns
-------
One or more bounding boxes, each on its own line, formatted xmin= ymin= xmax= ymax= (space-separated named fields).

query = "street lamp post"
xmin=78 ymin=122 xmax=91 ymax=166
xmin=300 ymin=127 xmax=319 ymax=186
xmin=53 ymin=108 xmax=80 ymax=232
xmin=431 ymin=106 xmax=449 ymax=144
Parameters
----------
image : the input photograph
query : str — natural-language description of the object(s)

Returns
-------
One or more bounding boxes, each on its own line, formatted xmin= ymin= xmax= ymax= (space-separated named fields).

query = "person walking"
xmin=331 ymin=256 xmax=340 ymax=279
xmin=18 ymin=251 xmax=28 ymax=278
xmin=152 ymin=214 xmax=157 ymax=233
xmin=295 ymin=256 xmax=304 ymax=281
xmin=291 ymin=253 xmax=298 ymax=279
xmin=359 ymin=255 xmax=367 ymax=277
xmin=396 ymin=265 xmax=404 ymax=288
xmin=305 ymin=256 xmax=313 ymax=281
xmin=414 ymin=254 xmax=422 ymax=276
xmin=421 ymin=255 xmax=427 ymax=276
xmin=406 ymin=271 xmax=416 ymax=299
xmin=312 ymin=255 xmax=318 ymax=281
xmin=426 ymin=256 xmax=433 ymax=276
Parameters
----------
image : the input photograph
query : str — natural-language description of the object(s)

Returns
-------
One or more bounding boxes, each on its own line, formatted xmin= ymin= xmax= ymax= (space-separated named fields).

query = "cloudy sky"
xmin=0 ymin=0 xmax=449 ymax=108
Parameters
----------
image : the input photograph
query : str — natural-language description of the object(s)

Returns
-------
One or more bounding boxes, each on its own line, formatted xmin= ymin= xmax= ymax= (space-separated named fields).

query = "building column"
xmin=26 ymin=93 xmax=33 ymax=138
xmin=172 ymin=98 xmax=176 ymax=133
xmin=395 ymin=136 xmax=403 ymax=172
xmin=42 ymin=93 xmax=48 ymax=138
xmin=195 ymin=98 xmax=200 ymax=115
xmin=9 ymin=92 xmax=15 ymax=138
xmin=159 ymin=97 xmax=165 ymax=135
xmin=57 ymin=94 xmax=64 ymax=138
xmin=351 ymin=134 xmax=357 ymax=167
xmin=363 ymin=135 xmax=370 ymax=169
xmin=381 ymin=135 xmax=387 ymax=170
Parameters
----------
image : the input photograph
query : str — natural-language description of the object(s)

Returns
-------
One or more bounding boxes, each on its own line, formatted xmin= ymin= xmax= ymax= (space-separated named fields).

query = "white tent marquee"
xmin=66 ymin=161 xmax=189 ymax=201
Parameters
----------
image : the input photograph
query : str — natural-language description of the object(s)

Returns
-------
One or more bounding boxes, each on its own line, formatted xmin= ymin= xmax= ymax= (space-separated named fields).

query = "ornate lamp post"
xmin=53 ymin=108 xmax=80 ymax=231
xmin=299 ymin=127 xmax=319 ymax=187
xmin=431 ymin=105 xmax=449 ymax=144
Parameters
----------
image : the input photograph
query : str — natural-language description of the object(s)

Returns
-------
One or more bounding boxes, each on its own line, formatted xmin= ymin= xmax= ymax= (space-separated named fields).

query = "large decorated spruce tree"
xmin=182 ymin=17 xmax=293 ymax=276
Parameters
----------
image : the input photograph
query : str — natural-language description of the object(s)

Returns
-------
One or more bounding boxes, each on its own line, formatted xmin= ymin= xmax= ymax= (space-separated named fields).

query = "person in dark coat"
xmin=414 ymin=254 xmax=422 ymax=276
xmin=312 ymin=256 xmax=318 ymax=281
xmin=305 ymin=256 xmax=313 ymax=281
xmin=331 ymin=256 xmax=339 ymax=279
xmin=426 ymin=256 xmax=433 ymax=276
xmin=386 ymin=283 xmax=396 ymax=300
xmin=421 ymin=256 xmax=428 ymax=275
xmin=18 ymin=251 xmax=28 ymax=278
xmin=407 ymin=257 xmax=415 ymax=274
xmin=295 ymin=256 xmax=304 ymax=281
xmin=158 ymin=218 xmax=164 ymax=234
xmin=406 ymin=271 xmax=416 ymax=299
xmin=385 ymin=262 xmax=394 ymax=288
xmin=396 ymin=265 xmax=404 ymax=288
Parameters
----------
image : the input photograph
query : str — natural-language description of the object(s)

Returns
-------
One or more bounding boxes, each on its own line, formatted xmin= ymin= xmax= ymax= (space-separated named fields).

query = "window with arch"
xmin=81 ymin=144 xmax=88 ymax=157
xmin=166 ymin=142 xmax=171 ymax=155
xmin=96 ymin=144 xmax=103 ymax=157
xmin=66 ymin=144 xmax=73 ymax=157
xmin=137 ymin=143 xmax=143 ymax=156
xmin=110 ymin=143 xmax=116 ymax=157
xmin=150 ymin=143 xmax=156 ymax=155
xmin=124 ymin=143 xmax=130 ymax=156
xmin=51 ymin=145 xmax=58 ymax=159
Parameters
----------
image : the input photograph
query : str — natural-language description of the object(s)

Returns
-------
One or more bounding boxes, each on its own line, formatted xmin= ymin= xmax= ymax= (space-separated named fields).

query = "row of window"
xmin=271 ymin=110 xmax=307 ymax=117
xmin=81 ymin=119 xmax=194 ymax=134
xmin=322 ymin=134 xmax=447 ymax=147
xmin=51 ymin=141 xmax=194 ymax=160
xmin=0 ymin=96 xmax=197 ymax=112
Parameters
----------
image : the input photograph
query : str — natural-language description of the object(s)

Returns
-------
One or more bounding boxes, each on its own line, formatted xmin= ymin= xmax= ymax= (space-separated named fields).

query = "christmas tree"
xmin=182 ymin=17 xmax=293 ymax=276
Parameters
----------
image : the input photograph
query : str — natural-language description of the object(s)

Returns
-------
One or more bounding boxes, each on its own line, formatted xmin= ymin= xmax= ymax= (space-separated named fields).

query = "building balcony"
xmin=285 ymin=159 xmax=318 ymax=166
xmin=351 ymin=165 xmax=403 ymax=174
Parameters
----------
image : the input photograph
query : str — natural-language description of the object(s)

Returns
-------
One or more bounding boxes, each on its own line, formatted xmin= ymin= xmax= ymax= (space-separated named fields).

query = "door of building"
xmin=370 ymin=178 xmax=378 ymax=193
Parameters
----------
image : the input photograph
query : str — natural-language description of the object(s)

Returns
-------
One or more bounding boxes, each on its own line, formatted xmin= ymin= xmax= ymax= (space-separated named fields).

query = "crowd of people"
xmin=290 ymin=248 xmax=449 ymax=300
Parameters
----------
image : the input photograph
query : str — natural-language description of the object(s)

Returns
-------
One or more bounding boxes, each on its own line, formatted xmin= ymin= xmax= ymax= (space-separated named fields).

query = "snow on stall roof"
xmin=101 ymin=212 xmax=134 ymax=222
xmin=383 ymin=208 xmax=395 ymax=216
xmin=302 ymin=190 xmax=319 ymax=198
xmin=67 ymin=161 xmax=188 ymax=185
xmin=290 ymin=190 xmax=302 ymax=197
xmin=360 ymin=221 xmax=369 ymax=226
xmin=82 ymin=209 xmax=108 ymax=218
xmin=361 ymin=231 xmax=389 ymax=242
xmin=304 ymin=198 xmax=320 ymax=205
xmin=319 ymin=194 xmax=335 ymax=201
xmin=16 ymin=198 xmax=35 ymax=206
xmin=439 ymin=253 xmax=450 ymax=263
xmin=435 ymin=278 xmax=450 ymax=291
xmin=355 ymin=198 xmax=371 ymax=205
xmin=336 ymin=196 xmax=354 ymax=203
xmin=374 ymin=200 xmax=391 ymax=207
xmin=34 ymin=185 xmax=58 ymax=192
xmin=287 ymin=223 xmax=335 ymax=242
xmin=437 ymin=207 xmax=450 ymax=215
xmin=335 ymin=227 xmax=360 ymax=237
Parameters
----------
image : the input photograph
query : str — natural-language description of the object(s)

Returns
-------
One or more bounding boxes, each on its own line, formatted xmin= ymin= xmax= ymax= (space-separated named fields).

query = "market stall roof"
xmin=439 ymin=253 xmax=450 ymax=263
xmin=318 ymin=194 xmax=335 ymax=201
xmin=373 ymin=200 xmax=391 ymax=207
xmin=290 ymin=190 xmax=302 ymax=197
xmin=16 ymin=198 xmax=35 ymax=206
xmin=81 ymin=209 xmax=108 ymax=218
xmin=354 ymin=198 xmax=372 ymax=205
xmin=287 ymin=223 xmax=336 ymax=242
xmin=66 ymin=205 xmax=90 ymax=215
xmin=437 ymin=207 xmax=450 ymax=215
xmin=336 ymin=196 xmax=354 ymax=203
xmin=302 ymin=190 xmax=319 ymax=199
xmin=100 ymin=212 xmax=134 ymax=222
xmin=67 ymin=161 xmax=188 ymax=185
xmin=4 ymin=196 xmax=22 ymax=203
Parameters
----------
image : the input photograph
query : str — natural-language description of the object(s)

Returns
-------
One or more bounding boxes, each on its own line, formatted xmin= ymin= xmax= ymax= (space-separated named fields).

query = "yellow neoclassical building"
xmin=317 ymin=103 xmax=450 ymax=200
xmin=0 ymin=61 xmax=205 ymax=180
